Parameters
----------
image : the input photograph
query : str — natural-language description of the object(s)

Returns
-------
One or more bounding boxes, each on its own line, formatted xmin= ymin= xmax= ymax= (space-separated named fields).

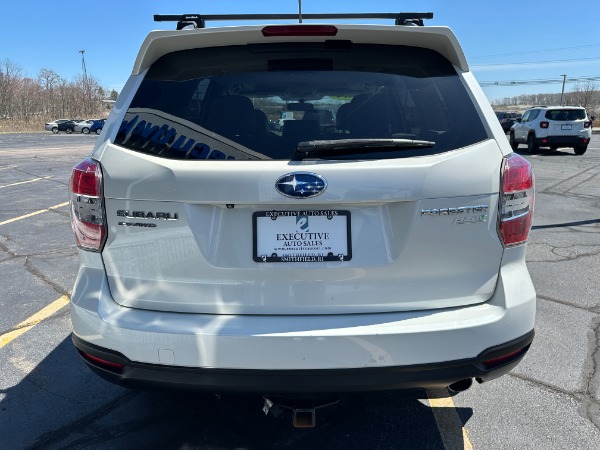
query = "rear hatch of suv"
xmin=92 ymin=25 xmax=510 ymax=315
xmin=544 ymin=108 xmax=588 ymax=136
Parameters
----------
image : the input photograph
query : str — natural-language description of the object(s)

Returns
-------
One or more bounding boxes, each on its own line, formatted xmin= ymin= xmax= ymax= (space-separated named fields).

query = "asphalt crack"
xmin=582 ymin=316 xmax=600 ymax=430
xmin=509 ymin=310 xmax=600 ymax=432
xmin=23 ymin=255 xmax=72 ymax=298
xmin=536 ymin=294 xmax=598 ymax=313
xmin=541 ymin=164 xmax=600 ymax=195
xmin=11 ymin=166 xmax=70 ymax=188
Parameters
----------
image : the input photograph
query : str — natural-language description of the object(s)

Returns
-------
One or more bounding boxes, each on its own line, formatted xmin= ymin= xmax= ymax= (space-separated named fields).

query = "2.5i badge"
xmin=453 ymin=214 xmax=488 ymax=225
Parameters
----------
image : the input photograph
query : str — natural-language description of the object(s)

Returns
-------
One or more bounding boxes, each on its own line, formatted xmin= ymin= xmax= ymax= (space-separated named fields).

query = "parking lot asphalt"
xmin=0 ymin=133 xmax=599 ymax=449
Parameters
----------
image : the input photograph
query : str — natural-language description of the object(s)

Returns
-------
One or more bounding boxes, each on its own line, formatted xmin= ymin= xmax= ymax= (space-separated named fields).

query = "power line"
xmin=470 ymin=43 xmax=600 ymax=60
xmin=479 ymin=76 xmax=600 ymax=87
xmin=472 ymin=56 xmax=600 ymax=68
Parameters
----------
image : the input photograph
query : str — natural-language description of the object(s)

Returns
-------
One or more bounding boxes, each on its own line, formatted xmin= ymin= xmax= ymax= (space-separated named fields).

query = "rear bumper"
xmin=73 ymin=331 xmax=533 ymax=394
xmin=536 ymin=134 xmax=590 ymax=147
xmin=70 ymin=246 xmax=536 ymax=393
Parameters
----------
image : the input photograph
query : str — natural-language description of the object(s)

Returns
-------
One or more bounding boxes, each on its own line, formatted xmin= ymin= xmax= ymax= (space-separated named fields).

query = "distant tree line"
xmin=492 ymin=81 xmax=600 ymax=119
xmin=0 ymin=58 xmax=118 ymax=132
xmin=3 ymin=56 xmax=598 ymax=132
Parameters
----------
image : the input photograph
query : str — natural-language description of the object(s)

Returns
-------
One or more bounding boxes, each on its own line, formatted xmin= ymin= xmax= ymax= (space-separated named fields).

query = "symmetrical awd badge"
xmin=275 ymin=172 xmax=327 ymax=199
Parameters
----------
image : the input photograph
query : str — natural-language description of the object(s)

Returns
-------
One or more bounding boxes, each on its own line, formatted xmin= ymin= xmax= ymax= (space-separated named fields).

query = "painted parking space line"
xmin=0 ymin=296 xmax=474 ymax=450
xmin=428 ymin=391 xmax=474 ymax=450
xmin=0 ymin=201 xmax=69 ymax=226
xmin=0 ymin=295 xmax=70 ymax=349
xmin=0 ymin=176 xmax=53 ymax=189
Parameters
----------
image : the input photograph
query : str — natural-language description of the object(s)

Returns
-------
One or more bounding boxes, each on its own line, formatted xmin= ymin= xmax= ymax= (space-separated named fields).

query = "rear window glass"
xmin=545 ymin=109 xmax=586 ymax=121
xmin=115 ymin=43 xmax=488 ymax=160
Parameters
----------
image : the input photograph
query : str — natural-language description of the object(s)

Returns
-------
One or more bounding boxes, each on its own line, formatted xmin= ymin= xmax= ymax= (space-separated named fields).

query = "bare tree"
xmin=0 ymin=59 xmax=117 ymax=132
xmin=74 ymin=73 xmax=105 ymax=117
xmin=568 ymin=81 xmax=600 ymax=118
xmin=15 ymin=77 xmax=43 ymax=122
xmin=493 ymin=87 xmax=599 ymax=118
xmin=38 ymin=68 xmax=64 ymax=117
xmin=0 ymin=59 xmax=23 ymax=119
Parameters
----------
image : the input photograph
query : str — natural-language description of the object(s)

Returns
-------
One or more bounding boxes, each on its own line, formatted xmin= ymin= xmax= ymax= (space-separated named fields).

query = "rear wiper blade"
xmin=295 ymin=138 xmax=435 ymax=158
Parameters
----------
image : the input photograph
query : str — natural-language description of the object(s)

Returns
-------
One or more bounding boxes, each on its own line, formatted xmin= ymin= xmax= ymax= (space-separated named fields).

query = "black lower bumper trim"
xmin=72 ymin=330 xmax=534 ymax=394
xmin=536 ymin=135 xmax=589 ymax=146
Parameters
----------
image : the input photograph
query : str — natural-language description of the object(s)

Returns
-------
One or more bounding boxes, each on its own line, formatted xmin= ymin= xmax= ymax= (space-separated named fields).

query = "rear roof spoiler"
xmin=154 ymin=13 xmax=434 ymax=30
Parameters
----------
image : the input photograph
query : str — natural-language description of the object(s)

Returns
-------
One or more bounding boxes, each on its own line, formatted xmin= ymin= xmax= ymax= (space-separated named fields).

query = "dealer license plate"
xmin=253 ymin=210 xmax=352 ymax=262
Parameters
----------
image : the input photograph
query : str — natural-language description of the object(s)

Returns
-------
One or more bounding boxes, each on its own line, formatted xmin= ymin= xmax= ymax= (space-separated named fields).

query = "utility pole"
xmin=79 ymin=50 xmax=91 ymax=115
xmin=560 ymin=74 xmax=567 ymax=106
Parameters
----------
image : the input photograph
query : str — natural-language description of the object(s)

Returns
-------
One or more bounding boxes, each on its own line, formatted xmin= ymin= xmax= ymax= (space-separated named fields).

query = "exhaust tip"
xmin=448 ymin=378 xmax=473 ymax=394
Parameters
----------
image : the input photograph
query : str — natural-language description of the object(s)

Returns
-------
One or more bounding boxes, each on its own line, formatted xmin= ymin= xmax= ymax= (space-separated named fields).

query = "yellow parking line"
xmin=428 ymin=392 xmax=474 ymax=450
xmin=0 ymin=295 xmax=70 ymax=349
xmin=0 ymin=201 xmax=69 ymax=226
xmin=0 ymin=176 xmax=53 ymax=189
xmin=0 ymin=291 xmax=476 ymax=450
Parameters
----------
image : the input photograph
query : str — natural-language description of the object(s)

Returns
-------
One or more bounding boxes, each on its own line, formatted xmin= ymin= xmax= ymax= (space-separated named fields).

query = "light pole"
xmin=560 ymin=74 xmax=567 ymax=106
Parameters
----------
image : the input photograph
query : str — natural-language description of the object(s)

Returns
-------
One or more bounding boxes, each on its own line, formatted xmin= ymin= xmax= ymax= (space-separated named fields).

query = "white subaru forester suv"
xmin=69 ymin=13 xmax=536 ymax=402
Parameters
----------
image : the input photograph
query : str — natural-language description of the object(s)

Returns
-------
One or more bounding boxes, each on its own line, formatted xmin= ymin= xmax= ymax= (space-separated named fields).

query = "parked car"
xmin=68 ymin=12 xmax=536 ymax=416
xmin=90 ymin=119 xmax=105 ymax=135
xmin=495 ymin=111 xmax=521 ymax=133
xmin=74 ymin=120 xmax=94 ymax=134
xmin=44 ymin=119 xmax=76 ymax=133
xmin=509 ymin=106 xmax=592 ymax=154
xmin=44 ymin=119 xmax=70 ymax=132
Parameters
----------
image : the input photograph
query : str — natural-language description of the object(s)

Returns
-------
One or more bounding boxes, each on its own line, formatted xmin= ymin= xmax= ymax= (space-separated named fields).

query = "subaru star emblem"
xmin=275 ymin=172 xmax=327 ymax=199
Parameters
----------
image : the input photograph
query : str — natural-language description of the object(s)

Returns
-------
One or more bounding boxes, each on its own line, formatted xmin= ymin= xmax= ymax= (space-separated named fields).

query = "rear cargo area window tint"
xmin=115 ymin=44 xmax=488 ymax=160
xmin=545 ymin=109 xmax=586 ymax=121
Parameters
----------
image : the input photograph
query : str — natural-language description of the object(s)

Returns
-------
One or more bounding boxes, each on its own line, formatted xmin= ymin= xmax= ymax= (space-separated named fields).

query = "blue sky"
xmin=1 ymin=0 xmax=599 ymax=102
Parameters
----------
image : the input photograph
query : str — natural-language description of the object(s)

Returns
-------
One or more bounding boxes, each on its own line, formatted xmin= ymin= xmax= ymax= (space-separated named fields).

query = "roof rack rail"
xmin=153 ymin=13 xmax=434 ymax=30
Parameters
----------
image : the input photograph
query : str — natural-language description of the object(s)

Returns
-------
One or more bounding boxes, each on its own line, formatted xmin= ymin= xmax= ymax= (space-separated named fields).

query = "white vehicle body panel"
xmin=133 ymin=25 xmax=469 ymax=75
xmin=98 ymin=139 xmax=504 ymax=314
xmin=71 ymin=246 xmax=535 ymax=370
xmin=68 ymin=18 xmax=536 ymax=392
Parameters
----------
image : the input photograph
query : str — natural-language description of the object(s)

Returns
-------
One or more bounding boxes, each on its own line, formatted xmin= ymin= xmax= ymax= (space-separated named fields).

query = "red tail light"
xmin=539 ymin=121 xmax=549 ymax=129
xmin=262 ymin=25 xmax=338 ymax=37
xmin=482 ymin=347 xmax=529 ymax=369
xmin=498 ymin=153 xmax=534 ymax=246
xmin=69 ymin=158 xmax=106 ymax=251
xmin=82 ymin=352 xmax=125 ymax=371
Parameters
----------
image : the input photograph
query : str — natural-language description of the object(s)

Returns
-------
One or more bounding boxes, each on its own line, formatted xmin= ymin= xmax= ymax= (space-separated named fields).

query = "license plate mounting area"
xmin=253 ymin=210 xmax=352 ymax=263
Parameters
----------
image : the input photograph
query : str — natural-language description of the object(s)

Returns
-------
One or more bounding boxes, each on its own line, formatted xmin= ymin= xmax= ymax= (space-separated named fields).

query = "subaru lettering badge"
xmin=275 ymin=172 xmax=327 ymax=199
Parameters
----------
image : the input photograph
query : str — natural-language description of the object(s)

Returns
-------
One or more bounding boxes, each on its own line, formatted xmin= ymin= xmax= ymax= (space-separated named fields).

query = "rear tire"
xmin=95 ymin=128 xmax=102 ymax=135
xmin=527 ymin=134 xmax=538 ymax=153
xmin=51 ymin=127 xmax=58 ymax=134
xmin=82 ymin=127 xmax=90 ymax=134
xmin=509 ymin=132 xmax=518 ymax=150
xmin=574 ymin=146 xmax=587 ymax=155
xmin=66 ymin=128 xmax=73 ymax=134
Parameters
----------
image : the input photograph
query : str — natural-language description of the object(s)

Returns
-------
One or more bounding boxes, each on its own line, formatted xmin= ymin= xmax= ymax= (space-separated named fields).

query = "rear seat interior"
xmin=196 ymin=92 xmax=414 ymax=158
